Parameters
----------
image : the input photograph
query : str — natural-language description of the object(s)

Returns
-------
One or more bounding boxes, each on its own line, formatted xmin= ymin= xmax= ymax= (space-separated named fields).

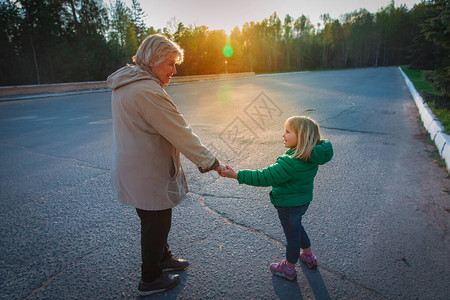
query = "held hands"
xmin=214 ymin=164 xmax=237 ymax=179
xmin=214 ymin=164 xmax=226 ymax=173
xmin=218 ymin=165 xmax=238 ymax=179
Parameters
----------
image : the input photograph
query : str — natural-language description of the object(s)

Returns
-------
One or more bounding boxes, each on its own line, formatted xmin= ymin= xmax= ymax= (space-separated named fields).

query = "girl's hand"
xmin=219 ymin=165 xmax=238 ymax=179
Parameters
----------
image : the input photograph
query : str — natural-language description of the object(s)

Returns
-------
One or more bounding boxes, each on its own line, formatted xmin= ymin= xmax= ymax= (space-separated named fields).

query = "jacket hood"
xmin=107 ymin=64 xmax=161 ymax=90
xmin=309 ymin=139 xmax=333 ymax=165
xmin=285 ymin=139 xmax=333 ymax=165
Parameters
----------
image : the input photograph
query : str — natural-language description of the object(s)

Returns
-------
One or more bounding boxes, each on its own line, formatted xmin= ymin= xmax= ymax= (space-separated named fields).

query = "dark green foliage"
xmin=424 ymin=67 xmax=450 ymax=98
xmin=0 ymin=0 xmax=448 ymax=88
xmin=408 ymin=0 xmax=449 ymax=98
xmin=0 ymin=0 xmax=128 ymax=85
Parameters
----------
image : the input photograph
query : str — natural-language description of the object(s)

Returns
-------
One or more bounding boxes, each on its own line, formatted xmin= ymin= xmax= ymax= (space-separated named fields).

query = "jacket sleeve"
xmin=309 ymin=139 xmax=333 ymax=165
xmin=237 ymin=156 xmax=294 ymax=187
xmin=135 ymin=85 xmax=219 ymax=173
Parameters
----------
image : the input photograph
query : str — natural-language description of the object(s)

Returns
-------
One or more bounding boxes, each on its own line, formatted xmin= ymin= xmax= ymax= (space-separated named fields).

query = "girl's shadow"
xmin=272 ymin=276 xmax=303 ymax=300
xmin=300 ymin=264 xmax=331 ymax=300
xmin=272 ymin=265 xmax=331 ymax=300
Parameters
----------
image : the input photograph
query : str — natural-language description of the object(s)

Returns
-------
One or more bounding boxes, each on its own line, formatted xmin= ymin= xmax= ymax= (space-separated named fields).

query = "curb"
xmin=399 ymin=66 xmax=450 ymax=172
xmin=0 ymin=72 xmax=255 ymax=101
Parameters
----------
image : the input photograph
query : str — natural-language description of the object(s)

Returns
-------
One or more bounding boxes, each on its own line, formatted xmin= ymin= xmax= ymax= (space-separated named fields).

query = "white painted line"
xmin=88 ymin=119 xmax=112 ymax=125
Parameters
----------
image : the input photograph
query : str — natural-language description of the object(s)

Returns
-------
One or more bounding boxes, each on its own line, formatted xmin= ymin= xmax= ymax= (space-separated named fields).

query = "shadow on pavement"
xmin=301 ymin=265 xmax=331 ymax=300
xmin=272 ymin=276 xmax=303 ymax=299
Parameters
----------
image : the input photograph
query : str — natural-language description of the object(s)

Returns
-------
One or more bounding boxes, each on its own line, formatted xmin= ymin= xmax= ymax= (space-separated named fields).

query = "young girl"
xmin=219 ymin=116 xmax=333 ymax=281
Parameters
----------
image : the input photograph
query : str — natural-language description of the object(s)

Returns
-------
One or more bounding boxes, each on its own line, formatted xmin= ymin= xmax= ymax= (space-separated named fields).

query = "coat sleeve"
xmin=135 ymin=85 xmax=219 ymax=173
xmin=237 ymin=156 xmax=294 ymax=187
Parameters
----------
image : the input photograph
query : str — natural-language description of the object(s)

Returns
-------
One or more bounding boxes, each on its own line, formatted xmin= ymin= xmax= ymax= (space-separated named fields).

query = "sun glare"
xmin=223 ymin=44 xmax=233 ymax=58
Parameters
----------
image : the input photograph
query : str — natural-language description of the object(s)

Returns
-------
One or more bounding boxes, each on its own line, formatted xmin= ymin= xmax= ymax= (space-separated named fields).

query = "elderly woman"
xmin=107 ymin=34 xmax=223 ymax=296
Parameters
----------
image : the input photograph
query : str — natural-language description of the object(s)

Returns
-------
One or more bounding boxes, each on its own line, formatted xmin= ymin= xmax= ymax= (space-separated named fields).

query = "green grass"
xmin=401 ymin=65 xmax=450 ymax=134
xmin=401 ymin=66 xmax=440 ymax=95
xmin=432 ymin=106 xmax=450 ymax=133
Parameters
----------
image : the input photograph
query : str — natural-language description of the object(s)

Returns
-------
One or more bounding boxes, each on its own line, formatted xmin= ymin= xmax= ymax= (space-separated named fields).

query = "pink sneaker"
xmin=269 ymin=259 xmax=297 ymax=281
xmin=299 ymin=250 xmax=318 ymax=269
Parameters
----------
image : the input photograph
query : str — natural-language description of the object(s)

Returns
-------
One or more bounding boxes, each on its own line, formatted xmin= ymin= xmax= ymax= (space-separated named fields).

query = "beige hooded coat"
xmin=107 ymin=65 xmax=218 ymax=210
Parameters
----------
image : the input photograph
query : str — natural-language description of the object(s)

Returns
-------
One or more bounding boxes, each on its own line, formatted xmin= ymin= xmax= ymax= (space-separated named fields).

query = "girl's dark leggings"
xmin=275 ymin=204 xmax=311 ymax=264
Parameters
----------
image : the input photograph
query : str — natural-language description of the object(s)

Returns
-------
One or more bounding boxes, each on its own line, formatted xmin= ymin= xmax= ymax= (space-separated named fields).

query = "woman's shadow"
xmin=272 ymin=265 xmax=331 ymax=300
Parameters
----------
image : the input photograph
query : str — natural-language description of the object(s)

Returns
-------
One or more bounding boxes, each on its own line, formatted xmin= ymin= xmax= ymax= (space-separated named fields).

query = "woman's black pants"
xmin=136 ymin=208 xmax=172 ymax=283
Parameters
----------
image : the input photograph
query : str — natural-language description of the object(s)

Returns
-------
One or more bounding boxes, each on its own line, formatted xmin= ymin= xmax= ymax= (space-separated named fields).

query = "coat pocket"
xmin=169 ymin=150 xmax=181 ymax=179
xmin=167 ymin=157 xmax=187 ymax=206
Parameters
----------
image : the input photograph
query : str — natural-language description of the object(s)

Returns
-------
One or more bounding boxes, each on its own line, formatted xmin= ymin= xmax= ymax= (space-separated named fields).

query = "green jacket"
xmin=237 ymin=140 xmax=333 ymax=207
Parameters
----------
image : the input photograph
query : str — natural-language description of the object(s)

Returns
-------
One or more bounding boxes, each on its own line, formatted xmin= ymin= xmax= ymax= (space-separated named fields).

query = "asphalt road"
xmin=1 ymin=67 xmax=449 ymax=299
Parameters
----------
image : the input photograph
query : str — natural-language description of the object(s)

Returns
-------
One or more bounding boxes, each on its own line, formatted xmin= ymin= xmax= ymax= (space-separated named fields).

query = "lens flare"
xmin=223 ymin=44 xmax=233 ymax=57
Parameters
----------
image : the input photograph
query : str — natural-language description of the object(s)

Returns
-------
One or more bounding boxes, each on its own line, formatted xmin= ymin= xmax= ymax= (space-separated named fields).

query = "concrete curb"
xmin=0 ymin=81 xmax=108 ymax=97
xmin=399 ymin=66 xmax=450 ymax=171
xmin=0 ymin=72 xmax=255 ymax=101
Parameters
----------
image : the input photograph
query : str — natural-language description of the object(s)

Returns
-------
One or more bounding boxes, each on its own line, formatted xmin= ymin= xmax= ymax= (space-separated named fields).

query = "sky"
xmin=123 ymin=0 xmax=423 ymax=33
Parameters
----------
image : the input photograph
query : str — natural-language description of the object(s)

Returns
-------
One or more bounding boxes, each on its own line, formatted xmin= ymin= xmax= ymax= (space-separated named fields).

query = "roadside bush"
xmin=424 ymin=67 xmax=450 ymax=99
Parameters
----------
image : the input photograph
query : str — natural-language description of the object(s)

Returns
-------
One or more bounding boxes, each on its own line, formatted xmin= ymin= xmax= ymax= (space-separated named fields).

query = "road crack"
xmin=196 ymin=192 xmax=388 ymax=299
xmin=195 ymin=193 xmax=287 ymax=248
xmin=22 ymin=245 xmax=103 ymax=300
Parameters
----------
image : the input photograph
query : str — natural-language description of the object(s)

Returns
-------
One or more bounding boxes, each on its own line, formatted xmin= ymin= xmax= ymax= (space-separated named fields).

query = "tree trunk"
xmin=286 ymin=44 xmax=290 ymax=71
xmin=342 ymin=40 xmax=347 ymax=67
xmin=69 ymin=0 xmax=78 ymax=26
xmin=322 ymin=44 xmax=327 ymax=68
xmin=266 ymin=46 xmax=272 ymax=72
xmin=375 ymin=40 xmax=380 ymax=67
xmin=30 ymin=34 xmax=40 ymax=84
xmin=298 ymin=44 xmax=302 ymax=70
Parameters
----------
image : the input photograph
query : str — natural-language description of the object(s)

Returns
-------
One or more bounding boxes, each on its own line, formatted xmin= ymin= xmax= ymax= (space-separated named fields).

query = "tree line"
xmin=0 ymin=0 xmax=448 ymax=97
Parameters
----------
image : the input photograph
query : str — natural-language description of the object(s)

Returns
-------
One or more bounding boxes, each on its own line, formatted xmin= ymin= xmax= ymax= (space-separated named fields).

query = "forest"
xmin=0 ymin=0 xmax=448 ymax=98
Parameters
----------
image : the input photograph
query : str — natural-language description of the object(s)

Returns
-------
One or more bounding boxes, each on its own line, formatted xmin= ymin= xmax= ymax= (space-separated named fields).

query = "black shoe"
xmin=160 ymin=256 xmax=189 ymax=272
xmin=137 ymin=273 xmax=180 ymax=296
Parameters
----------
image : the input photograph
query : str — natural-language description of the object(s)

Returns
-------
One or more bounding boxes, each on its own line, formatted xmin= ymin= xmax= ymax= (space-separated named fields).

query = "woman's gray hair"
xmin=133 ymin=34 xmax=184 ymax=67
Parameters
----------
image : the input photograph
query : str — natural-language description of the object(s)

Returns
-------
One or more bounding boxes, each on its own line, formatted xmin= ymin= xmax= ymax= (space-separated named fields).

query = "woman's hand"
xmin=218 ymin=165 xmax=238 ymax=179
xmin=214 ymin=164 xmax=226 ymax=173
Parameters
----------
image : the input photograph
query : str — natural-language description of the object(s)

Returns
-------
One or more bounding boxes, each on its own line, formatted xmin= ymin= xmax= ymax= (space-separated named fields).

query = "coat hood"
xmin=107 ymin=64 xmax=161 ymax=90
xmin=309 ymin=139 xmax=333 ymax=165
xmin=284 ymin=139 xmax=333 ymax=165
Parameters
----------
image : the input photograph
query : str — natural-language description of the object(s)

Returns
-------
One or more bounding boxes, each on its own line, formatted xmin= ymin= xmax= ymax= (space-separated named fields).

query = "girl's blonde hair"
xmin=285 ymin=116 xmax=321 ymax=160
xmin=133 ymin=34 xmax=184 ymax=68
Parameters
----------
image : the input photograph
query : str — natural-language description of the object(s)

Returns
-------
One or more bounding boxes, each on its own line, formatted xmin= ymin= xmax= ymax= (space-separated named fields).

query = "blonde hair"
xmin=285 ymin=116 xmax=321 ymax=160
xmin=133 ymin=34 xmax=184 ymax=68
